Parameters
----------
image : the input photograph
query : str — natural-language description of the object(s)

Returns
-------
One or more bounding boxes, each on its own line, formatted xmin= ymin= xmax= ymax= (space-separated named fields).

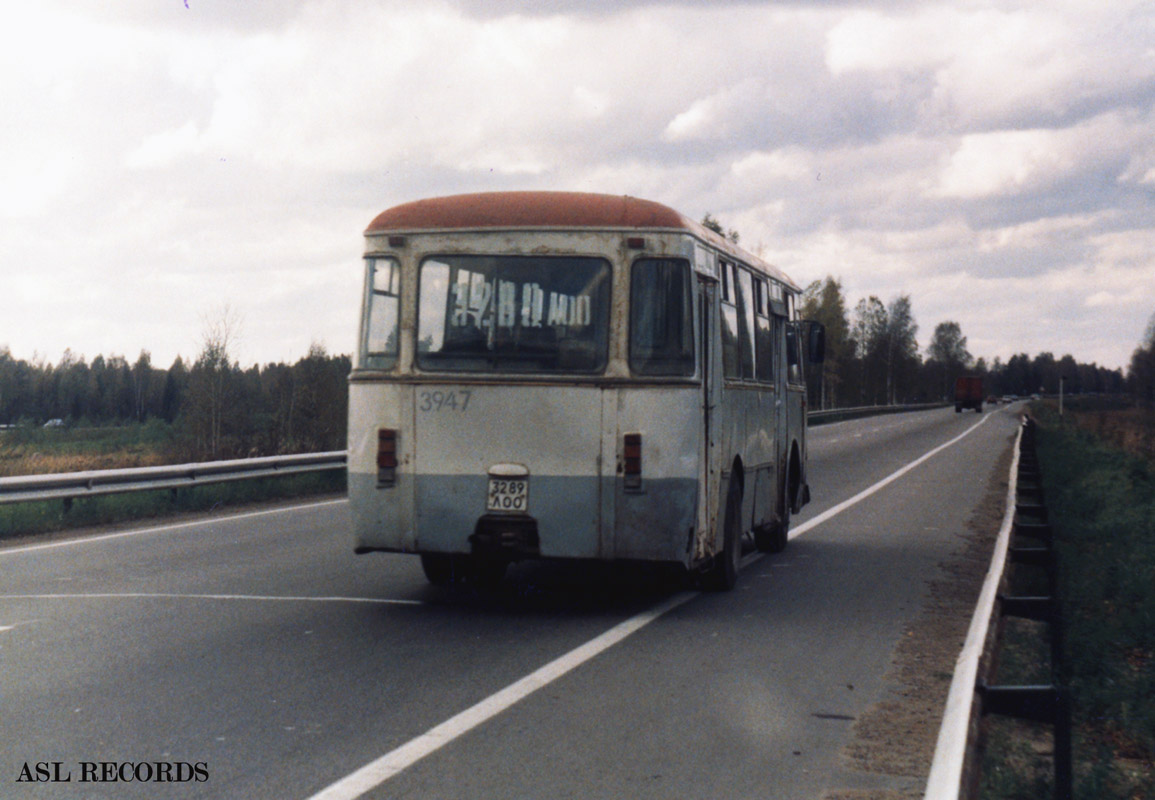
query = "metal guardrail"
xmin=923 ymin=421 xmax=1024 ymax=799
xmin=1 ymin=406 xmax=941 ymax=505
xmin=924 ymin=417 xmax=1071 ymax=799
xmin=0 ymin=451 xmax=347 ymax=506
xmin=808 ymin=402 xmax=949 ymax=424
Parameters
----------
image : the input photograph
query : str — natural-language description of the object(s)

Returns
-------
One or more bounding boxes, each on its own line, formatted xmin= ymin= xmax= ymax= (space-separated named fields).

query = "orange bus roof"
xmin=366 ymin=191 xmax=691 ymax=232
xmin=365 ymin=191 xmax=797 ymax=289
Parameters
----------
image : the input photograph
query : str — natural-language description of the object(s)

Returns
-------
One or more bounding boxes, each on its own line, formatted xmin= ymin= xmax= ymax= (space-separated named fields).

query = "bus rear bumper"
xmin=349 ymin=472 xmax=697 ymax=565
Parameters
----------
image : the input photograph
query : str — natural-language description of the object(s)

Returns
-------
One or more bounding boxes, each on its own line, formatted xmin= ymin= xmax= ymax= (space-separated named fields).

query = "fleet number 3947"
xmin=419 ymin=390 xmax=471 ymax=412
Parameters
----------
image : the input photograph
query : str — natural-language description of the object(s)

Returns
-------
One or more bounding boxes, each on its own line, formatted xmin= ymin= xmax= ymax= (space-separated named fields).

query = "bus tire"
xmin=702 ymin=484 xmax=741 ymax=591
xmin=421 ymin=553 xmax=461 ymax=586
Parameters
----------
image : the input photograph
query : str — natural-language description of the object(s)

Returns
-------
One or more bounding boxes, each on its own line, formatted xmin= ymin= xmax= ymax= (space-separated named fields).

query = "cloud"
xmin=663 ymin=81 xmax=763 ymax=143
xmin=827 ymin=4 xmax=1155 ymax=133
xmin=730 ymin=148 xmax=811 ymax=182
xmin=126 ymin=122 xmax=204 ymax=169
xmin=441 ymin=0 xmax=818 ymax=19
xmin=911 ymin=110 xmax=1153 ymax=256
xmin=3 ymin=0 xmax=1154 ymax=372
xmin=826 ymin=8 xmax=955 ymax=75
xmin=931 ymin=129 xmax=1075 ymax=199
xmin=46 ymin=0 xmax=314 ymax=33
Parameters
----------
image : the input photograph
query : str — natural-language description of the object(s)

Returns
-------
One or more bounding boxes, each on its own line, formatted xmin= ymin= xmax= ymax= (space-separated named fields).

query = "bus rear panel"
xmin=347 ymin=192 xmax=816 ymax=588
xmin=349 ymin=381 xmax=700 ymax=564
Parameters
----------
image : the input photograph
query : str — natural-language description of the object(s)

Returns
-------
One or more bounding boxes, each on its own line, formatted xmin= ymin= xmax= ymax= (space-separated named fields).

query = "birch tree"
xmin=185 ymin=305 xmax=242 ymax=458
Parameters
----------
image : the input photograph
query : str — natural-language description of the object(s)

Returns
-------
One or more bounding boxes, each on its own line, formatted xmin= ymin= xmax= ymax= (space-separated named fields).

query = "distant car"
xmin=43 ymin=418 xmax=65 ymax=428
xmin=1001 ymin=395 xmax=1014 ymax=404
xmin=987 ymin=396 xmax=999 ymax=405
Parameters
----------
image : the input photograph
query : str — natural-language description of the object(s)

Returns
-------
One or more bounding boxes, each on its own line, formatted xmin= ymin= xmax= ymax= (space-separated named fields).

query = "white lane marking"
xmin=788 ymin=413 xmax=993 ymax=541
xmin=0 ymin=619 xmax=39 ymax=632
xmin=0 ymin=593 xmax=421 ymax=606
xmin=306 ymin=591 xmax=698 ymax=800
xmin=0 ymin=498 xmax=348 ymax=556
xmin=308 ymin=414 xmax=996 ymax=800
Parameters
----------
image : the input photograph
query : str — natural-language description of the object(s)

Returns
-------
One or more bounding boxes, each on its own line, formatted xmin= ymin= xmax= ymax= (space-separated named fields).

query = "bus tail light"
xmin=623 ymin=433 xmax=642 ymax=490
xmin=377 ymin=428 xmax=398 ymax=486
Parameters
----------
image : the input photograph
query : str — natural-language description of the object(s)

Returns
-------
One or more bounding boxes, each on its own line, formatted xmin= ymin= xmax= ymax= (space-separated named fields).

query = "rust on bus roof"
xmin=366 ymin=192 xmax=693 ymax=233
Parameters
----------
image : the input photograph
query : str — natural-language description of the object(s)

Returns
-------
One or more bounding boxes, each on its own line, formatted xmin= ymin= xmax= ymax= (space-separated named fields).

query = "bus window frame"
xmin=412 ymin=253 xmax=614 ymax=376
xmin=719 ymin=266 xmax=741 ymax=380
xmin=734 ymin=266 xmax=756 ymax=380
xmin=628 ymin=256 xmax=696 ymax=378
xmin=360 ymin=256 xmax=401 ymax=370
xmin=753 ymin=278 xmax=778 ymax=384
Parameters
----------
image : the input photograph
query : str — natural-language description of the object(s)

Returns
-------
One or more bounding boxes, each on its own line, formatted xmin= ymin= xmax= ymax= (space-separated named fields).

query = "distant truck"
xmin=954 ymin=376 xmax=983 ymax=413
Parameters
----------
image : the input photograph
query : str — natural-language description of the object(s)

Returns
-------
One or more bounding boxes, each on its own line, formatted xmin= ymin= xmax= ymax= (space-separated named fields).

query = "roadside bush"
xmin=1033 ymin=403 xmax=1155 ymax=797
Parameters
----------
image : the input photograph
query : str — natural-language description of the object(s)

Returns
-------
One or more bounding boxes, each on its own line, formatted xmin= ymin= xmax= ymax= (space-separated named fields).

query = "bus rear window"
xmin=361 ymin=257 xmax=400 ymax=369
xmin=416 ymin=255 xmax=611 ymax=374
xmin=629 ymin=258 xmax=694 ymax=376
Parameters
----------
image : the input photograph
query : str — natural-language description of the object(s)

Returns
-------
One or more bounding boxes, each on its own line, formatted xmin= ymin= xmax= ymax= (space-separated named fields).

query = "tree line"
xmin=1129 ymin=314 xmax=1155 ymax=407
xmin=697 ymin=215 xmax=1134 ymax=406
xmin=799 ymin=275 xmax=1131 ymax=408
xmin=4 ymin=281 xmax=1149 ymax=462
xmin=0 ymin=338 xmax=349 ymax=461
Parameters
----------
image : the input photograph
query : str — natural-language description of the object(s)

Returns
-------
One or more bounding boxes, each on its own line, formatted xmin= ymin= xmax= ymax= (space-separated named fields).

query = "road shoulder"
xmin=824 ymin=431 xmax=1016 ymax=799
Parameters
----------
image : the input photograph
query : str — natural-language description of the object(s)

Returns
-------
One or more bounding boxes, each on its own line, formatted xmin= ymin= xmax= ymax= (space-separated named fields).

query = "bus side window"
xmin=363 ymin=257 xmax=400 ymax=369
xmin=786 ymin=322 xmax=804 ymax=385
xmin=629 ymin=258 xmax=694 ymax=376
xmin=753 ymin=279 xmax=775 ymax=383
xmin=720 ymin=266 xmax=741 ymax=379
xmin=735 ymin=267 xmax=755 ymax=380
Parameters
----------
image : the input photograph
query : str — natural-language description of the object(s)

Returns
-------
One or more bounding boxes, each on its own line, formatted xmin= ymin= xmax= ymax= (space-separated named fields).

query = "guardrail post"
xmin=980 ymin=417 xmax=1072 ymax=800
xmin=1055 ymin=687 xmax=1073 ymax=800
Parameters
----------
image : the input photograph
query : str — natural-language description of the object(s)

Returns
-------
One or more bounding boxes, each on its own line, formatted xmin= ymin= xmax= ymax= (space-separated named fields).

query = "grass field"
xmin=0 ymin=422 xmax=344 ymax=540
xmin=981 ymin=399 xmax=1154 ymax=799
xmin=0 ymin=420 xmax=178 ymax=477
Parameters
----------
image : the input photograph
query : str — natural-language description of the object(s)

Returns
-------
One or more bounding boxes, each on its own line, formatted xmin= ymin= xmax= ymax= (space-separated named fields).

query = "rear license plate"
xmin=487 ymin=477 xmax=528 ymax=513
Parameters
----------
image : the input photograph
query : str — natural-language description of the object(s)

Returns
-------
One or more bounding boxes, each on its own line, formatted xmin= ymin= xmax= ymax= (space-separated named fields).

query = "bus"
xmin=348 ymin=191 xmax=824 ymax=590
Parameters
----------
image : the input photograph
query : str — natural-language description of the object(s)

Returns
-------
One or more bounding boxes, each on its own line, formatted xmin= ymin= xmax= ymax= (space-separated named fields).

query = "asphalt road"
xmin=0 ymin=404 xmax=1024 ymax=799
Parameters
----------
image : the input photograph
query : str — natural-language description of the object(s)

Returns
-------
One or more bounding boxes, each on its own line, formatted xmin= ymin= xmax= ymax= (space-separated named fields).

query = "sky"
xmin=3 ymin=0 xmax=1154 ymax=372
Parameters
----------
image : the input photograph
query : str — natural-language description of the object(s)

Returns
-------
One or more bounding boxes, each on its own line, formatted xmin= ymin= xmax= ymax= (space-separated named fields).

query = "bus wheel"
xmin=702 ymin=485 xmax=741 ymax=591
xmin=421 ymin=553 xmax=461 ymax=586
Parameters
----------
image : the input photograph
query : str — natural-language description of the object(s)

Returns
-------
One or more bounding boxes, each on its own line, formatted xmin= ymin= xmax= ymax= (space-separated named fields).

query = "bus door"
xmin=697 ymin=275 xmax=720 ymax=561
xmin=784 ymin=318 xmax=806 ymax=512
xmin=766 ymin=283 xmax=795 ymax=524
xmin=774 ymin=312 xmax=791 ymax=505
